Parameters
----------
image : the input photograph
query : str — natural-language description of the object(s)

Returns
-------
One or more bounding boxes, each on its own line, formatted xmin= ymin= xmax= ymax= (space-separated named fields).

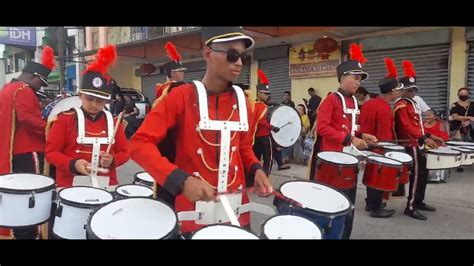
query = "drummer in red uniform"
xmin=129 ymin=27 xmax=273 ymax=236
xmin=359 ymin=57 xmax=403 ymax=218
xmin=394 ymin=60 xmax=441 ymax=221
xmin=0 ymin=46 xmax=55 ymax=239
xmin=45 ymin=45 xmax=129 ymax=189
xmin=308 ymin=43 xmax=377 ymax=239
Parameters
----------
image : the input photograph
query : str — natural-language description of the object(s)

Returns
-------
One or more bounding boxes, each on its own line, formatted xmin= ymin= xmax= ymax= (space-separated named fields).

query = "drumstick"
xmin=216 ymin=187 xmax=303 ymax=208
xmin=105 ymin=111 xmax=124 ymax=155
xmin=350 ymin=144 xmax=368 ymax=157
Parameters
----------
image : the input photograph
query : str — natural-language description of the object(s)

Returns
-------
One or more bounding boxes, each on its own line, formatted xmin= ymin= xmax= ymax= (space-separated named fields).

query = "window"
xmin=15 ymin=52 xmax=26 ymax=72
xmin=5 ymin=55 xmax=14 ymax=74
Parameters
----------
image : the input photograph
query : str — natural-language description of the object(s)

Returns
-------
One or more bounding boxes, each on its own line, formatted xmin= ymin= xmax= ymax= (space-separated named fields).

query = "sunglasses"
xmin=209 ymin=47 xmax=249 ymax=64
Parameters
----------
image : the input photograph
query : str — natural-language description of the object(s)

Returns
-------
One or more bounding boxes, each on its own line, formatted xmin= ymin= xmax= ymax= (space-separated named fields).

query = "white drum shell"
xmin=0 ymin=190 xmax=53 ymax=227
xmin=426 ymin=149 xmax=461 ymax=170
xmin=0 ymin=174 xmax=55 ymax=227
xmin=53 ymin=187 xmax=113 ymax=239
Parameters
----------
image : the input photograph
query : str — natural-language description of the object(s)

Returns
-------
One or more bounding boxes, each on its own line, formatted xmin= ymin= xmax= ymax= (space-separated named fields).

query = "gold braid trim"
xmin=152 ymin=81 xmax=173 ymax=109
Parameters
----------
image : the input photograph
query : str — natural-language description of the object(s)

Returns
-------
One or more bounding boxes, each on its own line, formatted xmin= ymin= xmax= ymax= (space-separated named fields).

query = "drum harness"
xmin=177 ymin=81 xmax=275 ymax=226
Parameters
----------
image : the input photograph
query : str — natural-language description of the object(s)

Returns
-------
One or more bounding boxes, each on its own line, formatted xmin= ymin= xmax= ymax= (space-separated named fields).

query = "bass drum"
xmin=268 ymin=105 xmax=302 ymax=148
xmin=43 ymin=96 xmax=82 ymax=122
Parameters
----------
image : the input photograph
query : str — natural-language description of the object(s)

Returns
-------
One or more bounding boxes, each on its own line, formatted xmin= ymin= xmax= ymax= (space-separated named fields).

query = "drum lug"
xmin=56 ymin=204 xmax=63 ymax=218
xmin=377 ymin=163 xmax=382 ymax=176
xmin=28 ymin=193 xmax=35 ymax=209
xmin=337 ymin=165 xmax=342 ymax=176
xmin=328 ymin=215 xmax=335 ymax=228
xmin=437 ymin=155 xmax=440 ymax=162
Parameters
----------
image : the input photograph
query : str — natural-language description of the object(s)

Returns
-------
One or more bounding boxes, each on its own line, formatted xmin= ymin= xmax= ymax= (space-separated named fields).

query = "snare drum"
xmin=384 ymin=152 xmax=413 ymax=185
xmin=426 ymin=148 xmax=461 ymax=170
xmin=460 ymin=146 xmax=474 ymax=164
xmin=446 ymin=141 xmax=474 ymax=147
xmin=377 ymin=142 xmax=397 ymax=146
xmin=87 ymin=198 xmax=179 ymax=239
xmin=379 ymin=144 xmax=406 ymax=153
xmin=191 ymin=224 xmax=259 ymax=239
xmin=53 ymin=186 xmax=113 ymax=239
xmin=133 ymin=172 xmax=155 ymax=188
xmin=274 ymin=180 xmax=352 ymax=239
xmin=261 ymin=215 xmax=322 ymax=239
xmin=315 ymin=151 xmax=359 ymax=189
xmin=114 ymin=184 xmax=154 ymax=199
xmin=449 ymin=147 xmax=474 ymax=166
xmin=363 ymin=156 xmax=403 ymax=191
xmin=268 ymin=105 xmax=302 ymax=148
xmin=0 ymin=174 xmax=55 ymax=227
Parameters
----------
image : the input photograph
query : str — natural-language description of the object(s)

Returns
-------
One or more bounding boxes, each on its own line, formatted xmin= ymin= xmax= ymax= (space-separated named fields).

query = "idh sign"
xmin=0 ymin=27 xmax=36 ymax=47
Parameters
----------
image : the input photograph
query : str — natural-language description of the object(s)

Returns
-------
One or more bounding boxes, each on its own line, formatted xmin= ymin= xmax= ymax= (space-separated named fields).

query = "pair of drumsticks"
xmin=215 ymin=187 xmax=303 ymax=208
xmin=89 ymin=112 xmax=124 ymax=186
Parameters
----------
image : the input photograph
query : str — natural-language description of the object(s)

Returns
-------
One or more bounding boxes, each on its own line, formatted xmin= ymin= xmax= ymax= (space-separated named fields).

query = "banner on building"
xmin=289 ymin=40 xmax=341 ymax=79
xmin=0 ymin=27 xmax=36 ymax=47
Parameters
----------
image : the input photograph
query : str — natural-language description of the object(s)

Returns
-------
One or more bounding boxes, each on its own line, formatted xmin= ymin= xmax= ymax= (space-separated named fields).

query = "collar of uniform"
xmin=80 ymin=106 xmax=104 ymax=122
xmin=337 ymin=88 xmax=351 ymax=97
xmin=204 ymin=82 xmax=234 ymax=95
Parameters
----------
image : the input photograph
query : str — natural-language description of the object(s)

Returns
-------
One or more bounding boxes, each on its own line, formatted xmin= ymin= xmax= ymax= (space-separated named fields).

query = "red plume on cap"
xmin=258 ymin=69 xmax=269 ymax=85
xmin=384 ymin=57 xmax=398 ymax=78
xmin=402 ymin=60 xmax=416 ymax=78
xmin=83 ymin=44 xmax=117 ymax=81
xmin=41 ymin=45 xmax=56 ymax=70
xmin=349 ymin=43 xmax=367 ymax=65
xmin=165 ymin=42 xmax=181 ymax=63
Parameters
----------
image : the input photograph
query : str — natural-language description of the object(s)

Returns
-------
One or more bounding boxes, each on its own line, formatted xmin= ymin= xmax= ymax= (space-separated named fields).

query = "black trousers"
xmin=11 ymin=152 xmax=45 ymax=239
xmin=340 ymin=186 xmax=357 ymax=240
xmin=406 ymin=146 xmax=428 ymax=210
xmin=252 ymin=136 xmax=272 ymax=179
xmin=271 ymin=140 xmax=284 ymax=168
xmin=366 ymin=187 xmax=384 ymax=211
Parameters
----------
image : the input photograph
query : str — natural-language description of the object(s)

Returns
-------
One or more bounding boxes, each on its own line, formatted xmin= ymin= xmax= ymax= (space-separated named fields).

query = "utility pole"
xmin=57 ymin=26 xmax=66 ymax=94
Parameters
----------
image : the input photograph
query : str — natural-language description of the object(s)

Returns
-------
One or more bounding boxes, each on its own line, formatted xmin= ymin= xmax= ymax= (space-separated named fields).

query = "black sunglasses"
xmin=209 ymin=47 xmax=249 ymax=64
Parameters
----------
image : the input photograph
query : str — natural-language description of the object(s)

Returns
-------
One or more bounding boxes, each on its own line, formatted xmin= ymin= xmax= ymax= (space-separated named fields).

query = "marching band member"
xmin=45 ymin=45 xmax=129 ymax=189
xmin=308 ymin=43 xmax=377 ymax=239
xmin=394 ymin=60 xmax=440 ymax=221
xmin=359 ymin=57 xmax=403 ymax=218
xmin=154 ymin=42 xmax=187 ymax=106
xmin=0 ymin=46 xmax=56 ymax=239
xmin=129 ymin=27 xmax=273 ymax=236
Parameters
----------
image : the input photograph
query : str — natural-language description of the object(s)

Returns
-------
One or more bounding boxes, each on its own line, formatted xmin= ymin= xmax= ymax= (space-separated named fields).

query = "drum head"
xmin=59 ymin=187 xmax=113 ymax=207
xmin=134 ymin=172 xmax=155 ymax=185
xmin=317 ymin=151 xmax=359 ymax=165
xmin=377 ymin=142 xmax=396 ymax=146
xmin=89 ymin=198 xmax=177 ymax=239
xmin=450 ymin=147 xmax=473 ymax=153
xmin=115 ymin=184 xmax=153 ymax=198
xmin=380 ymin=145 xmax=405 ymax=151
xmin=263 ymin=215 xmax=322 ymax=239
xmin=446 ymin=141 xmax=474 ymax=147
xmin=47 ymin=96 xmax=82 ymax=122
xmin=269 ymin=105 xmax=302 ymax=148
xmin=428 ymin=147 xmax=461 ymax=155
xmin=0 ymin=174 xmax=55 ymax=193
xmin=384 ymin=152 xmax=413 ymax=163
xmin=279 ymin=181 xmax=351 ymax=214
xmin=192 ymin=225 xmax=259 ymax=239
xmin=367 ymin=155 xmax=402 ymax=166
